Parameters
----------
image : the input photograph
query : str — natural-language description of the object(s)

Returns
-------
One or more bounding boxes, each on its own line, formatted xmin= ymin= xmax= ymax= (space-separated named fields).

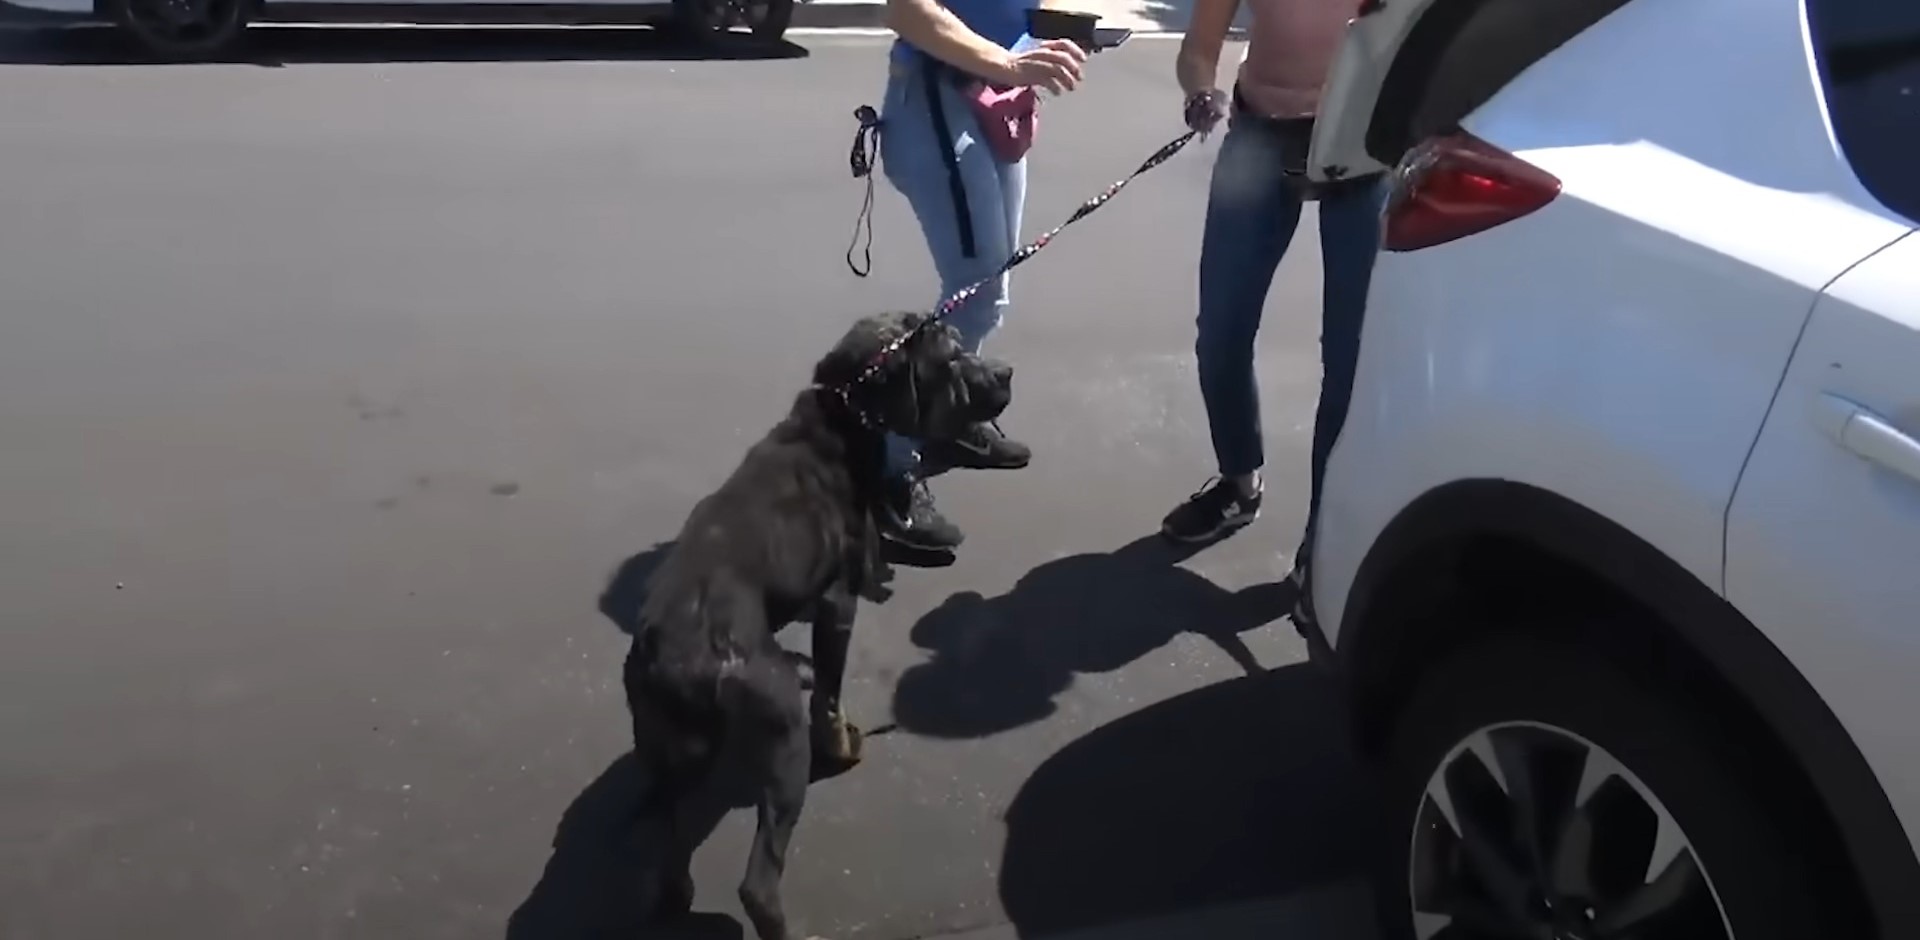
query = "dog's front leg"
xmin=854 ymin=509 xmax=895 ymax=604
xmin=808 ymin=587 xmax=864 ymax=774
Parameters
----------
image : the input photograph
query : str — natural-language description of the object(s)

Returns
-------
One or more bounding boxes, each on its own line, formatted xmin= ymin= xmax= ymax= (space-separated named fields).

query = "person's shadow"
xmin=890 ymin=535 xmax=1297 ymax=740
xmin=996 ymin=665 xmax=1377 ymax=936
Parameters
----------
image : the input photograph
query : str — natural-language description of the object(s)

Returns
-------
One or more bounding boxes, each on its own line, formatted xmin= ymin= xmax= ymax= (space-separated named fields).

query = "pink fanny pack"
xmin=965 ymin=82 xmax=1040 ymax=163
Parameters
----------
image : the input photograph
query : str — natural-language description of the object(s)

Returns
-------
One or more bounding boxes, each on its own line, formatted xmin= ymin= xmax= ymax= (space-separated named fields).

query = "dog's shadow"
xmin=890 ymin=535 xmax=1297 ymax=740
xmin=507 ymin=543 xmax=753 ymax=939
xmin=506 ymin=752 xmax=764 ymax=940
xmin=513 ymin=540 xmax=849 ymax=938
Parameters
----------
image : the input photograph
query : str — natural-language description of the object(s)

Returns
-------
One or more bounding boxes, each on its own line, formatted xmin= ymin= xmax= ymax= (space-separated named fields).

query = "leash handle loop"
xmin=846 ymin=105 xmax=883 ymax=278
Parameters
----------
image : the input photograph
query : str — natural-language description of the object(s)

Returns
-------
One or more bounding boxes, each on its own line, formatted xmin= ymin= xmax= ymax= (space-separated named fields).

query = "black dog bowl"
xmin=1026 ymin=7 xmax=1100 ymax=48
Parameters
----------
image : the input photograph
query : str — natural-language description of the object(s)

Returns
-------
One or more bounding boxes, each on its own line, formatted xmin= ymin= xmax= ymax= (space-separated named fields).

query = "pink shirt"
xmin=1236 ymin=0 xmax=1354 ymax=119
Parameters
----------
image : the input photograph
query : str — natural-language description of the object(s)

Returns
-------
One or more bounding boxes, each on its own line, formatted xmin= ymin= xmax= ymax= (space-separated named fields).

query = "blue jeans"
xmin=879 ymin=62 xmax=1028 ymax=478
xmin=1195 ymin=117 xmax=1386 ymax=529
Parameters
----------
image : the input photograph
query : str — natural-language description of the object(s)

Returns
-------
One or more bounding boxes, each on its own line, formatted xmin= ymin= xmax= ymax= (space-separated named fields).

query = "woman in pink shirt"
xmin=1160 ymin=0 xmax=1384 ymax=608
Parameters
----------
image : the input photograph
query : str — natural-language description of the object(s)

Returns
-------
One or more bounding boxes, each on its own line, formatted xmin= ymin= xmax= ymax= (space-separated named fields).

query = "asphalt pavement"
xmin=0 ymin=28 xmax=1376 ymax=940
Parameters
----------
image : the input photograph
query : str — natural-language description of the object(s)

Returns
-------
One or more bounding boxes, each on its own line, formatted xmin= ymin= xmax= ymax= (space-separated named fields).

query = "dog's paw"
xmin=858 ymin=581 xmax=895 ymax=604
xmin=810 ymin=711 xmax=864 ymax=776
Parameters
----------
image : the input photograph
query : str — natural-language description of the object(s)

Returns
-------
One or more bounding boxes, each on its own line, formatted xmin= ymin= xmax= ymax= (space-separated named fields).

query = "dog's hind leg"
xmin=623 ymin=646 xmax=722 ymax=923
xmin=732 ymin=654 xmax=812 ymax=940
xmin=651 ymin=738 xmax=729 ymax=923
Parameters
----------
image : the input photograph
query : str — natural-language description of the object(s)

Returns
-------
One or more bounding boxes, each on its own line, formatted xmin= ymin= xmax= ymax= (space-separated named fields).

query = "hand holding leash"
xmin=1184 ymin=89 xmax=1228 ymax=139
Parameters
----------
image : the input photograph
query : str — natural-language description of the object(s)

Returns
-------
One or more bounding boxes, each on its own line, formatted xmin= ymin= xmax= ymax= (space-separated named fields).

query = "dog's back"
xmin=620 ymin=390 xmax=864 ymax=766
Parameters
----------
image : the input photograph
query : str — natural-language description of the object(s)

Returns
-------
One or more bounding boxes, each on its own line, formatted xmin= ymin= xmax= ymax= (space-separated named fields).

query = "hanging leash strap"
xmin=847 ymin=127 xmax=1200 ymax=386
xmin=921 ymin=60 xmax=979 ymax=261
xmin=846 ymin=105 xmax=884 ymax=278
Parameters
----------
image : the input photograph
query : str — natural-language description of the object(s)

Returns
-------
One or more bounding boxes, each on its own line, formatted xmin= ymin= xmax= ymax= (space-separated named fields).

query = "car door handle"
xmin=1817 ymin=392 xmax=1920 ymax=485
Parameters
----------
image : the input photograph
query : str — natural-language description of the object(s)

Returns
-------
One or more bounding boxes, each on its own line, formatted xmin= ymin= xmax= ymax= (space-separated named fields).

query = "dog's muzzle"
xmin=967 ymin=357 xmax=1015 ymax=422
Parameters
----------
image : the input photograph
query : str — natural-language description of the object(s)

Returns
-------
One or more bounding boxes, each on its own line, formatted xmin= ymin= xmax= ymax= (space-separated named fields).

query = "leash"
xmin=844 ymin=115 xmax=1200 ymax=385
xmin=846 ymin=105 xmax=884 ymax=278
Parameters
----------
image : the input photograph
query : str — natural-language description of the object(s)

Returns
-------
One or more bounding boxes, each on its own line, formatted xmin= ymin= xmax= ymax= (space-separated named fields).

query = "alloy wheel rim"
xmin=1408 ymin=721 xmax=1735 ymax=940
xmin=722 ymin=0 xmax=770 ymax=29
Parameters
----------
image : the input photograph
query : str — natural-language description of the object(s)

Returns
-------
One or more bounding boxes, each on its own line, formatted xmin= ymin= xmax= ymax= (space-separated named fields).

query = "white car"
xmin=1300 ymin=0 xmax=1920 ymax=938
xmin=4 ymin=0 xmax=794 ymax=59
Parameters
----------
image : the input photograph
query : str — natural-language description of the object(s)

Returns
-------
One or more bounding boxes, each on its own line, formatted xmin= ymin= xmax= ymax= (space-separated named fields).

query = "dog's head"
xmin=814 ymin=311 xmax=1014 ymax=440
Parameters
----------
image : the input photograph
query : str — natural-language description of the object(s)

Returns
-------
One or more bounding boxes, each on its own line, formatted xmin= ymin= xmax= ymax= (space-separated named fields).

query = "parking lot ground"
xmin=0 ymin=30 xmax=1373 ymax=940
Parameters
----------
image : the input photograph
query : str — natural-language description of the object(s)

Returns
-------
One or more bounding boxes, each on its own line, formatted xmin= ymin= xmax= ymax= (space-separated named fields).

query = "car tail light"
xmin=1382 ymin=132 xmax=1561 ymax=252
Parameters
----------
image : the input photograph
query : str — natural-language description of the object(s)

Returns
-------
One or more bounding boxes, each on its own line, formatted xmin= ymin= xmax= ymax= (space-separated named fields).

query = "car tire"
xmin=1375 ymin=631 xmax=1824 ymax=940
xmin=108 ymin=0 xmax=249 ymax=61
xmin=747 ymin=0 xmax=795 ymax=42
xmin=669 ymin=0 xmax=794 ymax=42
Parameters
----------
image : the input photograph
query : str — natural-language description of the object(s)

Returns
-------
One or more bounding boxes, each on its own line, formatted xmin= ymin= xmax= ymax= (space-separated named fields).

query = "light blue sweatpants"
xmin=879 ymin=61 xmax=1028 ymax=478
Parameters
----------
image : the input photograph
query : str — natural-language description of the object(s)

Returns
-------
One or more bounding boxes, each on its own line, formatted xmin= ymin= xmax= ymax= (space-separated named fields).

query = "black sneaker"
xmin=879 ymin=476 xmax=965 ymax=554
xmin=1160 ymin=477 xmax=1262 ymax=544
xmin=920 ymin=422 xmax=1032 ymax=471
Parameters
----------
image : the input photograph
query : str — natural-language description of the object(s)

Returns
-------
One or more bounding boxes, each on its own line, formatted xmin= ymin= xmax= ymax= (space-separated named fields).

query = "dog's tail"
xmin=598 ymin=542 xmax=677 ymax=636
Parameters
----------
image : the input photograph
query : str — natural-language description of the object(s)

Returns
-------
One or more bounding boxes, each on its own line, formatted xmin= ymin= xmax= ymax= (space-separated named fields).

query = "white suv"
xmin=1299 ymin=0 xmax=1920 ymax=938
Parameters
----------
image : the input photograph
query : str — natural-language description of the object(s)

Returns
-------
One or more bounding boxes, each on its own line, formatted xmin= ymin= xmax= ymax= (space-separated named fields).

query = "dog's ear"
xmin=812 ymin=340 xmax=861 ymax=388
xmin=813 ymin=313 xmax=915 ymax=387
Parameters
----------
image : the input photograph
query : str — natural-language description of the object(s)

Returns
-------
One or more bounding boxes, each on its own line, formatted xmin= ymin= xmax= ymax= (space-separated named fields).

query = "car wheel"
xmin=670 ymin=0 xmax=794 ymax=42
xmin=1377 ymin=633 xmax=1823 ymax=940
xmin=740 ymin=0 xmax=794 ymax=42
xmin=108 ymin=0 xmax=248 ymax=60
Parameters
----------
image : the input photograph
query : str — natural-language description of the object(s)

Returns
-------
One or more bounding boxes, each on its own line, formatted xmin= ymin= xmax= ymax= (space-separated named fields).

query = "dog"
xmin=605 ymin=311 xmax=1013 ymax=940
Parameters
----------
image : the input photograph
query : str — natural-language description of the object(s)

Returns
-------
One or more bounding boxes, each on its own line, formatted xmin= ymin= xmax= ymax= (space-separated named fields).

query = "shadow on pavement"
xmin=998 ymin=664 xmax=1376 ymax=937
xmin=506 ymin=753 xmax=750 ymax=940
xmin=0 ymin=24 xmax=807 ymax=66
xmin=514 ymin=538 xmax=847 ymax=939
xmin=890 ymin=535 xmax=1295 ymax=739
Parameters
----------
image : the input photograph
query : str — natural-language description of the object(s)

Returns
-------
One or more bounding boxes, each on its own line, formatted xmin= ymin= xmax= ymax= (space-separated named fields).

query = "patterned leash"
xmin=844 ymin=107 xmax=1200 ymax=386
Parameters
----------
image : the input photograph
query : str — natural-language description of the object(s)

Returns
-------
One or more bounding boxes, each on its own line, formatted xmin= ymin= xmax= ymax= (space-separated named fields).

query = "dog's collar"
xmin=809 ymin=382 xmax=884 ymax=432
xmin=814 ymin=338 xmax=926 ymax=434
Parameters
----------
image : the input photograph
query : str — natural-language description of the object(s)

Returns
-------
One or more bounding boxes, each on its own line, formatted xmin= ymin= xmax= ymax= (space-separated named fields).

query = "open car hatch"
xmin=1307 ymin=0 xmax=1443 ymax=183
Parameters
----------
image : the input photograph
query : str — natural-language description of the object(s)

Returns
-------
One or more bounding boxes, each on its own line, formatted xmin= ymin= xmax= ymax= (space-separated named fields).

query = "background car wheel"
xmin=1376 ymin=632 xmax=1823 ymax=940
xmin=670 ymin=0 xmax=794 ymax=42
xmin=109 ymin=0 xmax=248 ymax=60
